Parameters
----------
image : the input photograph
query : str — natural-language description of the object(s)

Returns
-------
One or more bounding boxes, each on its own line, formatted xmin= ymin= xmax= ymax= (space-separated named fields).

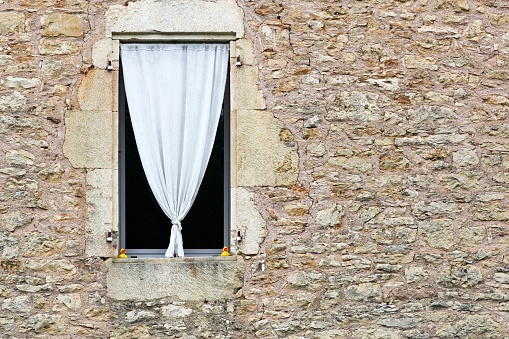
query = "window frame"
xmin=118 ymin=40 xmax=232 ymax=258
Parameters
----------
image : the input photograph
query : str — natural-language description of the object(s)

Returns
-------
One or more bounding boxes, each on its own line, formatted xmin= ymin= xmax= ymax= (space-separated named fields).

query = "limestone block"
xmin=0 ymin=91 xmax=27 ymax=111
xmin=52 ymin=294 xmax=82 ymax=311
xmin=344 ymin=283 xmax=382 ymax=301
xmin=39 ymin=38 xmax=80 ymax=55
xmin=366 ymin=77 xmax=400 ymax=91
xmin=41 ymin=14 xmax=83 ymax=37
xmin=162 ymin=304 xmax=193 ymax=318
xmin=125 ymin=310 xmax=158 ymax=323
xmin=4 ymin=76 xmax=40 ymax=89
xmin=235 ymin=39 xmax=256 ymax=65
xmin=236 ymin=187 xmax=266 ymax=255
xmin=106 ymin=0 xmax=244 ymax=38
xmin=316 ymin=204 xmax=343 ymax=228
xmin=107 ymin=257 xmax=243 ymax=301
xmin=41 ymin=60 xmax=63 ymax=78
xmin=78 ymin=70 xmax=113 ymax=111
xmin=405 ymin=266 xmax=429 ymax=283
xmin=328 ymin=156 xmax=372 ymax=173
xmin=235 ymin=66 xmax=266 ymax=110
xmin=403 ymin=54 xmax=438 ymax=70
xmin=20 ymin=232 xmax=64 ymax=257
xmin=326 ymin=91 xmax=381 ymax=122
xmin=436 ymin=315 xmax=499 ymax=338
xmin=237 ymin=110 xmax=299 ymax=186
xmin=408 ymin=106 xmax=456 ymax=125
xmin=418 ymin=219 xmax=454 ymax=250
xmin=1 ymin=211 xmax=34 ymax=232
xmin=92 ymin=38 xmax=113 ymax=69
xmin=0 ymin=12 xmax=25 ymax=34
xmin=436 ymin=265 xmax=482 ymax=287
xmin=85 ymin=169 xmax=113 ymax=258
xmin=0 ymin=232 xmax=18 ymax=259
xmin=37 ymin=163 xmax=64 ymax=182
xmin=0 ymin=317 xmax=14 ymax=334
xmin=287 ymin=271 xmax=326 ymax=288
xmin=5 ymin=149 xmax=35 ymax=166
xmin=453 ymin=149 xmax=479 ymax=167
xmin=24 ymin=259 xmax=77 ymax=276
xmin=2 ymin=295 xmax=30 ymax=313
xmin=20 ymin=314 xmax=67 ymax=334
xmin=63 ymin=110 xmax=113 ymax=169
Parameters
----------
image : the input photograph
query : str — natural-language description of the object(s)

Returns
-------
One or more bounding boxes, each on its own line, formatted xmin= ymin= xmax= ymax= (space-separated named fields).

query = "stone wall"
xmin=1 ymin=0 xmax=509 ymax=338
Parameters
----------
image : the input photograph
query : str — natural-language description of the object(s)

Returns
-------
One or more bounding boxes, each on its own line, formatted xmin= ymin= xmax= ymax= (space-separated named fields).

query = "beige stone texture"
xmin=92 ymin=38 xmax=113 ymax=69
xmin=0 ymin=12 xmax=25 ymax=34
xmin=236 ymin=187 xmax=266 ymax=255
xmin=24 ymin=259 xmax=77 ymax=276
xmin=326 ymin=91 xmax=381 ymax=122
xmin=237 ymin=110 xmax=299 ymax=186
xmin=63 ymin=110 xmax=113 ymax=169
xmin=418 ymin=219 xmax=454 ymax=250
xmin=107 ymin=257 xmax=243 ymax=301
xmin=39 ymin=38 xmax=80 ymax=55
xmin=234 ymin=66 xmax=266 ymax=110
xmin=106 ymin=0 xmax=244 ymax=38
xmin=235 ymin=39 xmax=256 ymax=65
xmin=404 ymin=54 xmax=438 ymax=70
xmin=41 ymin=14 xmax=83 ymax=37
xmin=78 ymin=70 xmax=113 ymax=111
xmin=4 ymin=0 xmax=509 ymax=337
xmin=85 ymin=169 xmax=113 ymax=258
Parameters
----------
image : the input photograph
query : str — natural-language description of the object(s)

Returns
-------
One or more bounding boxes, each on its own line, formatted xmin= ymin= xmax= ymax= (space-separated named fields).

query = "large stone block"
xmin=0 ymin=12 xmax=25 ymax=34
xmin=85 ymin=169 xmax=114 ymax=258
xmin=234 ymin=66 xmax=266 ymax=110
xmin=105 ymin=0 xmax=244 ymax=38
xmin=41 ymin=14 xmax=83 ymax=37
xmin=107 ymin=257 xmax=243 ymax=301
xmin=237 ymin=110 xmax=299 ymax=186
xmin=63 ymin=110 xmax=113 ymax=169
xmin=236 ymin=187 xmax=266 ymax=255
xmin=92 ymin=38 xmax=113 ymax=69
xmin=78 ymin=70 xmax=113 ymax=111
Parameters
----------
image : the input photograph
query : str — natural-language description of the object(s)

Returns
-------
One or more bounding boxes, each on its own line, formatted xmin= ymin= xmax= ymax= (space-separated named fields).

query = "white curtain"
xmin=121 ymin=43 xmax=229 ymax=257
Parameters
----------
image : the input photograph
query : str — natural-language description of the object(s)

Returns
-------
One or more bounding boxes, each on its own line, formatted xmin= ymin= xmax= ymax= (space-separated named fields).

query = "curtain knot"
xmin=172 ymin=220 xmax=182 ymax=231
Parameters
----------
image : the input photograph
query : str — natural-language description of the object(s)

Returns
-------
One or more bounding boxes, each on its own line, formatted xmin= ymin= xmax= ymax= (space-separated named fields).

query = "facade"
xmin=1 ymin=0 xmax=509 ymax=337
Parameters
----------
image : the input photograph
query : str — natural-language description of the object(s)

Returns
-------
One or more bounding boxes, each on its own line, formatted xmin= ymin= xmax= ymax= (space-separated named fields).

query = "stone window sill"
xmin=111 ymin=256 xmax=238 ymax=263
xmin=107 ymin=256 xmax=243 ymax=301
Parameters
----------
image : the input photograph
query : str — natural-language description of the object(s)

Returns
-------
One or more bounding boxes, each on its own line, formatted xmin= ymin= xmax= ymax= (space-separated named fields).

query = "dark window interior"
xmin=124 ymin=103 xmax=225 ymax=250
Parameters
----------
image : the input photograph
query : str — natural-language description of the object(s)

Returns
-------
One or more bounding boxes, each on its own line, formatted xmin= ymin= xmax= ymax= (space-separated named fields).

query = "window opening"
xmin=118 ymin=43 xmax=230 ymax=257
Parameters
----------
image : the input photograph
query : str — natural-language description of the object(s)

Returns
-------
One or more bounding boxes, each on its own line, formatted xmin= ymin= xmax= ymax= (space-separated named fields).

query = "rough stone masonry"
xmin=1 ymin=0 xmax=509 ymax=338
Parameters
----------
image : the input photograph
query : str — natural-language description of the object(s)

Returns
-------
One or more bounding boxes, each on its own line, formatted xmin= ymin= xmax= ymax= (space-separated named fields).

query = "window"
xmin=118 ymin=43 xmax=230 ymax=257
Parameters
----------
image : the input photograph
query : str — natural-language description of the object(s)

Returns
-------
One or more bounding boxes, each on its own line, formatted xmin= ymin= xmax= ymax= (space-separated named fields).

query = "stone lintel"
xmin=105 ymin=0 xmax=245 ymax=39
